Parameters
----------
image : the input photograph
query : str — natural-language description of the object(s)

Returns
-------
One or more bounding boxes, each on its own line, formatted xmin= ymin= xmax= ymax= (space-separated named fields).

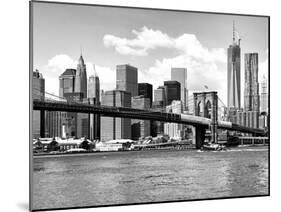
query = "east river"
xmin=32 ymin=146 xmax=269 ymax=210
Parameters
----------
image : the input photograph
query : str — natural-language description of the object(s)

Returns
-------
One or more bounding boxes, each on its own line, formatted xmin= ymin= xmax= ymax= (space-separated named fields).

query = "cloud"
xmin=104 ymin=27 xmax=174 ymax=56
xmin=103 ymin=26 xmax=226 ymax=63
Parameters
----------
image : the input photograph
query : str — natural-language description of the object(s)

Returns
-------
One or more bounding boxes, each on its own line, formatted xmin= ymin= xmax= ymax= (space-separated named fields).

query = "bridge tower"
xmin=193 ymin=91 xmax=218 ymax=148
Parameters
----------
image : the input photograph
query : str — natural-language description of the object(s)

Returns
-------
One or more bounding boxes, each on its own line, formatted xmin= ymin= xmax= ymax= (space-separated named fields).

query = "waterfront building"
xmin=32 ymin=69 xmax=45 ymax=138
xmin=259 ymin=114 xmax=268 ymax=129
xmin=171 ymin=68 xmax=188 ymax=110
xmin=244 ymin=53 xmax=259 ymax=112
xmin=164 ymin=100 xmax=183 ymax=139
xmin=227 ymin=22 xmax=241 ymax=109
xmin=75 ymin=54 xmax=87 ymax=99
xmin=236 ymin=111 xmax=247 ymax=127
xmin=45 ymin=111 xmax=65 ymax=138
xmin=138 ymin=83 xmax=153 ymax=106
xmin=116 ymin=64 xmax=138 ymax=97
xmin=152 ymin=87 xmax=168 ymax=137
xmin=242 ymin=53 xmax=260 ymax=129
xmin=164 ymin=81 xmax=181 ymax=106
xmin=151 ymin=102 xmax=165 ymax=137
xmin=260 ymin=75 xmax=268 ymax=114
xmin=88 ymin=69 xmax=101 ymax=140
xmin=131 ymin=95 xmax=151 ymax=140
xmin=101 ymin=90 xmax=131 ymax=141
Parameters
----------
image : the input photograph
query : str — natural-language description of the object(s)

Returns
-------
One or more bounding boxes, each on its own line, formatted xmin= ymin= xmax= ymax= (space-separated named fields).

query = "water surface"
xmin=33 ymin=146 xmax=269 ymax=210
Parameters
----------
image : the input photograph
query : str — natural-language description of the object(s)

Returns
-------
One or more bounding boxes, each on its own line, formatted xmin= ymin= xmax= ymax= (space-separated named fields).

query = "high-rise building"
xmin=244 ymin=53 xmax=259 ymax=112
xmin=59 ymin=69 xmax=78 ymax=137
xmin=116 ymin=64 xmax=138 ymax=97
xmin=101 ymin=90 xmax=131 ymax=141
xmin=152 ymin=86 xmax=167 ymax=136
xmin=75 ymin=55 xmax=87 ymax=99
xmin=260 ymin=75 xmax=268 ymax=114
xmin=171 ymin=68 xmax=188 ymax=110
xmin=45 ymin=111 xmax=65 ymax=138
xmin=227 ymin=22 xmax=241 ymax=109
xmin=242 ymin=53 xmax=260 ymax=129
xmin=59 ymin=55 xmax=89 ymax=138
xmin=164 ymin=100 xmax=184 ymax=139
xmin=88 ymin=70 xmax=100 ymax=101
xmin=154 ymin=86 xmax=167 ymax=107
xmin=59 ymin=69 xmax=76 ymax=98
xmin=32 ymin=70 xmax=45 ymax=138
xmin=138 ymin=83 xmax=153 ymax=106
xmin=164 ymin=81 xmax=181 ymax=105
xmin=131 ymin=95 xmax=151 ymax=140
xmin=88 ymin=69 xmax=101 ymax=140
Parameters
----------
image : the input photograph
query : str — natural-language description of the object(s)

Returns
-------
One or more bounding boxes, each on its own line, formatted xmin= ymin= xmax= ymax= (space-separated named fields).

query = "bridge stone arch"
xmin=193 ymin=91 xmax=218 ymax=148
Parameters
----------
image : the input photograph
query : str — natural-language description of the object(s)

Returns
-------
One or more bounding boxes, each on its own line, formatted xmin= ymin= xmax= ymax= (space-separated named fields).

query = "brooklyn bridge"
xmin=33 ymin=89 xmax=266 ymax=149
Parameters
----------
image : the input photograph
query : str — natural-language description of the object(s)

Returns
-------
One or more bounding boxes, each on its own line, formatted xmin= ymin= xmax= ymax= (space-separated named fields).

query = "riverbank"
xmin=33 ymin=145 xmax=268 ymax=158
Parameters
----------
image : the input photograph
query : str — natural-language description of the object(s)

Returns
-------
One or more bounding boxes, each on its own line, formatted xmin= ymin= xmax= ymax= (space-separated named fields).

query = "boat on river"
xmin=201 ymin=143 xmax=226 ymax=151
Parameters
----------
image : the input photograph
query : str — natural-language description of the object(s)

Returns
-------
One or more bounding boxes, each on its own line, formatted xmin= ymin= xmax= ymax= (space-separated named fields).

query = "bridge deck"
xmin=33 ymin=100 xmax=266 ymax=135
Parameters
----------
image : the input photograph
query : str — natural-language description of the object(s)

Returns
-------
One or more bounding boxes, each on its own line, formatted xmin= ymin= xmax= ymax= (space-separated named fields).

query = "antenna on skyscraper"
xmin=80 ymin=45 xmax=83 ymax=56
xmin=93 ymin=64 xmax=97 ymax=76
xmin=233 ymin=20 xmax=236 ymax=43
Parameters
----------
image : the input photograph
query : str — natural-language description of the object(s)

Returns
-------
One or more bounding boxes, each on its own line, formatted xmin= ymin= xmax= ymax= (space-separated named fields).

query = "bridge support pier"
xmin=195 ymin=126 xmax=206 ymax=149
xmin=40 ymin=109 xmax=45 ymax=138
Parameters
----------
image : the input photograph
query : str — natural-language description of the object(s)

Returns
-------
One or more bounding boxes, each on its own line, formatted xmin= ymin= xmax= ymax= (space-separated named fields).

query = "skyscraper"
xmin=164 ymin=100 xmax=183 ymax=139
xmin=138 ymin=83 xmax=153 ymax=106
xmin=75 ymin=55 xmax=88 ymax=138
xmin=101 ymin=90 xmax=131 ymax=141
xmin=260 ymin=75 xmax=268 ymax=114
xmin=59 ymin=55 xmax=89 ymax=138
xmin=227 ymin=22 xmax=241 ymax=109
xmin=75 ymin=54 xmax=87 ymax=99
xmin=59 ymin=68 xmax=76 ymax=97
xmin=88 ymin=68 xmax=101 ymax=140
xmin=59 ymin=69 xmax=79 ymax=137
xmin=32 ymin=69 xmax=45 ymax=138
xmin=116 ymin=64 xmax=138 ymax=97
xmin=164 ymin=81 xmax=181 ymax=105
xmin=88 ymin=69 xmax=100 ymax=101
xmin=171 ymin=68 xmax=188 ymax=110
xmin=131 ymin=96 xmax=151 ymax=140
xmin=154 ymin=86 xmax=167 ymax=107
xmin=244 ymin=53 xmax=259 ymax=112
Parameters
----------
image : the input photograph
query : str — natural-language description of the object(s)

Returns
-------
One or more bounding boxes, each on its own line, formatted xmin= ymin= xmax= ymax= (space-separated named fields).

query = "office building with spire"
xmin=75 ymin=54 xmax=87 ymax=99
xmin=227 ymin=22 xmax=241 ymax=110
xmin=88 ymin=66 xmax=101 ymax=140
xmin=58 ymin=54 xmax=89 ymax=138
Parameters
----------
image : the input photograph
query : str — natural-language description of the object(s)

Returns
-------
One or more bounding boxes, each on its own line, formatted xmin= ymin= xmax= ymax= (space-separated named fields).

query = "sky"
xmin=32 ymin=2 xmax=269 ymax=105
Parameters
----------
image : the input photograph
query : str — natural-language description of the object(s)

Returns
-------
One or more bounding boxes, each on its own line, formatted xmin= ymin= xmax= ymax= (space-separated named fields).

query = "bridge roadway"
xmin=33 ymin=99 xmax=266 ymax=135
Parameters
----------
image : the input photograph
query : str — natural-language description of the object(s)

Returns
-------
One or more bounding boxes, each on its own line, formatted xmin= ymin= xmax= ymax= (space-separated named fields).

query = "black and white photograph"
xmin=30 ymin=1 xmax=269 ymax=211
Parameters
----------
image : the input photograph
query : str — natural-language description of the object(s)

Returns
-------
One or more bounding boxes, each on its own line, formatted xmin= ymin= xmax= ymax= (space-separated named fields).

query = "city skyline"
xmin=33 ymin=3 xmax=269 ymax=105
